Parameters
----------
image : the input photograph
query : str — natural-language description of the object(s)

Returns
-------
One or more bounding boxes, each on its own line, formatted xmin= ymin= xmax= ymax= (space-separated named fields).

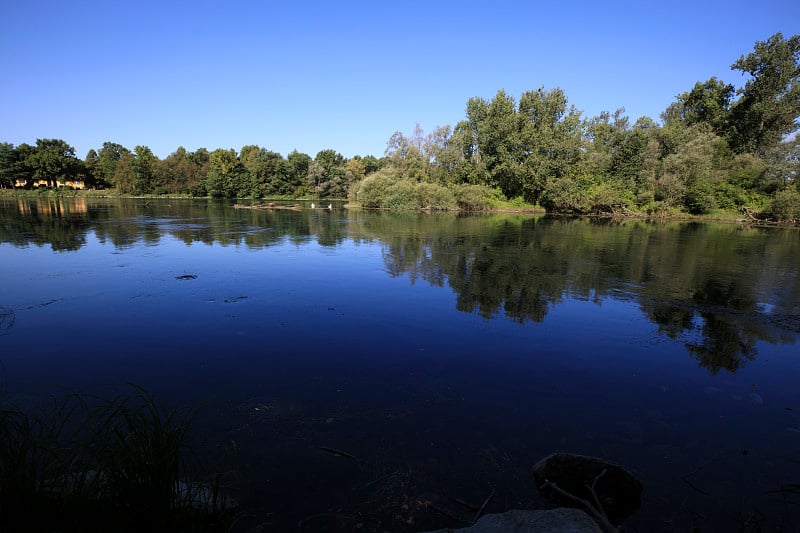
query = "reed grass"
xmin=0 ymin=382 xmax=235 ymax=532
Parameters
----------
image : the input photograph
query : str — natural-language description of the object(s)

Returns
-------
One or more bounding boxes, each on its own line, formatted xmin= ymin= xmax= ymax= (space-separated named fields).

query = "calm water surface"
xmin=1 ymin=197 xmax=799 ymax=531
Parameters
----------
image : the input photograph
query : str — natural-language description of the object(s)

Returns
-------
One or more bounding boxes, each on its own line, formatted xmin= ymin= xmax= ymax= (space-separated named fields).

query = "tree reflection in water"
xmin=1 ymin=198 xmax=797 ymax=374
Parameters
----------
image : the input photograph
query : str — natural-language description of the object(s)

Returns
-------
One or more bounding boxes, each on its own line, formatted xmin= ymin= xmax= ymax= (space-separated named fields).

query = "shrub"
xmin=350 ymin=168 xmax=399 ymax=208
xmin=454 ymin=184 xmax=495 ymax=211
xmin=588 ymin=182 xmax=630 ymax=213
xmin=414 ymin=182 xmax=456 ymax=210
xmin=684 ymin=180 xmax=717 ymax=215
xmin=382 ymin=179 xmax=418 ymax=210
xmin=768 ymin=187 xmax=800 ymax=221
xmin=541 ymin=177 xmax=592 ymax=213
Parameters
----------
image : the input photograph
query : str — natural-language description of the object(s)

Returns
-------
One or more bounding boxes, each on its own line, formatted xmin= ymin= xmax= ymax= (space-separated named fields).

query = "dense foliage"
xmin=1 ymin=33 xmax=798 ymax=219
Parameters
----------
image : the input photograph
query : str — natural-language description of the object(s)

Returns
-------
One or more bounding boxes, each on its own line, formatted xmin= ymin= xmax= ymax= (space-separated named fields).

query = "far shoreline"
xmin=2 ymin=188 xmax=797 ymax=227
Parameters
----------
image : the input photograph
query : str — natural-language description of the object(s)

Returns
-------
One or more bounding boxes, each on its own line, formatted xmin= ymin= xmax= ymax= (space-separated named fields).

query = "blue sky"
xmin=2 ymin=1 xmax=798 ymax=159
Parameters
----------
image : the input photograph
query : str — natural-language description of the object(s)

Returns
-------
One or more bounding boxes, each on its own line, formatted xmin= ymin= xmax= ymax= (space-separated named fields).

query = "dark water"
xmin=1 ymin=197 xmax=799 ymax=531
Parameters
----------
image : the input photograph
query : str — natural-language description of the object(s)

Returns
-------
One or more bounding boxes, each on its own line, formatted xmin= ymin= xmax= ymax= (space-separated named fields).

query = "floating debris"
xmin=224 ymin=296 xmax=248 ymax=303
xmin=175 ymin=274 xmax=198 ymax=280
xmin=233 ymin=203 xmax=301 ymax=211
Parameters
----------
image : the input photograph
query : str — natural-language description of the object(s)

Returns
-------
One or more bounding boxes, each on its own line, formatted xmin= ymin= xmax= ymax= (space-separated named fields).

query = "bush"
xmin=415 ymin=182 xmax=456 ymax=210
xmin=455 ymin=184 xmax=495 ymax=211
xmin=684 ymin=180 xmax=717 ymax=215
xmin=382 ymin=179 xmax=418 ymax=210
xmin=352 ymin=176 xmax=497 ymax=211
xmin=541 ymin=177 xmax=592 ymax=213
xmin=588 ymin=182 xmax=630 ymax=213
xmin=768 ymin=187 xmax=800 ymax=221
xmin=714 ymin=181 xmax=749 ymax=209
xmin=350 ymin=168 xmax=402 ymax=208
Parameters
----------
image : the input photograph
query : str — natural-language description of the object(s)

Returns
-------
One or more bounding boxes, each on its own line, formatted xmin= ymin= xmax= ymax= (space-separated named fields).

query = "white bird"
xmin=311 ymin=203 xmax=315 ymax=209
xmin=328 ymin=204 xmax=332 ymax=209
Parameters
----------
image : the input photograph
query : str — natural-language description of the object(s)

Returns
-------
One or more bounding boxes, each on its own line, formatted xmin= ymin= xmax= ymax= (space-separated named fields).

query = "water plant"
xmin=0 ymin=381 xmax=235 ymax=532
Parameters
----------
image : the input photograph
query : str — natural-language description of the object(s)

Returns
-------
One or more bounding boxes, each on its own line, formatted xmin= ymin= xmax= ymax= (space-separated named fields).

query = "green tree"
xmin=24 ymin=139 xmax=82 ymax=187
xmin=355 ymin=155 xmax=382 ymax=175
xmin=286 ymin=150 xmax=312 ymax=195
xmin=768 ymin=186 xmax=800 ymax=221
xmin=155 ymin=147 xmax=205 ymax=194
xmin=471 ymin=90 xmax=521 ymax=196
xmin=240 ymin=146 xmax=285 ymax=197
xmin=84 ymin=149 xmax=100 ymax=187
xmin=518 ymin=87 xmax=583 ymax=203
xmin=728 ymin=32 xmax=800 ymax=155
xmin=765 ymin=135 xmax=800 ymax=189
xmin=186 ymin=148 xmax=211 ymax=196
xmin=310 ymin=149 xmax=347 ymax=197
xmin=384 ymin=129 xmax=428 ymax=180
xmin=133 ymin=146 xmax=158 ymax=194
xmin=0 ymin=142 xmax=18 ymax=188
xmin=662 ymin=77 xmax=734 ymax=136
xmin=113 ymin=152 xmax=136 ymax=194
xmin=345 ymin=158 xmax=366 ymax=184
xmin=656 ymin=125 xmax=728 ymax=214
xmin=205 ymin=148 xmax=245 ymax=198
xmin=582 ymin=108 xmax=652 ymax=205
xmin=97 ymin=142 xmax=130 ymax=188
xmin=13 ymin=143 xmax=34 ymax=184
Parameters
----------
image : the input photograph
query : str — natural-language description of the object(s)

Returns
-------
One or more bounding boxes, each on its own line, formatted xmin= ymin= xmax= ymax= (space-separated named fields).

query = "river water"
xmin=1 ymin=197 xmax=798 ymax=531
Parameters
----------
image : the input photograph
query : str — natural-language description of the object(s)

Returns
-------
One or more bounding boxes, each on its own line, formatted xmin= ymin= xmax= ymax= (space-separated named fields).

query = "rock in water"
xmin=422 ymin=508 xmax=601 ymax=532
xmin=532 ymin=453 xmax=642 ymax=524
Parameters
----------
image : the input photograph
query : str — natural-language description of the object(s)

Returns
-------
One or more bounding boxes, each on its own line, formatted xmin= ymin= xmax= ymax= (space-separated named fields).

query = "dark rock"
xmin=422 ymin=508 xmax=602 ymax=532
xmin=532 ymin=453 xmax=642 ymax=524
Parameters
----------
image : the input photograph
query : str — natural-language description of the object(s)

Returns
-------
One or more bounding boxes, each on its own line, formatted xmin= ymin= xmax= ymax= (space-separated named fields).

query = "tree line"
xmin=0 ymin=139 xmax=382 ymax=200
xmin=1 ymin=33 xmax=798 ymax=219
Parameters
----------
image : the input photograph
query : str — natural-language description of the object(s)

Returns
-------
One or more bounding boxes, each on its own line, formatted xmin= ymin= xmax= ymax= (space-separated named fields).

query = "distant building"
xmin=13 ymin=178 xmax=86 ymax=189
xmin=57 ymin=179 xmax=86 ymax=189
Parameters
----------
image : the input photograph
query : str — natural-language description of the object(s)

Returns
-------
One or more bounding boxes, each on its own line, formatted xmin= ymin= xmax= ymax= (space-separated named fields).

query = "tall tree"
xmin=97 ymin=142 xmax=130 ymax=188
xmin=0 ymin=142 xmax=18 ymax=188
xmin=662 ymin=77 xmax=734 ymax=136
xmin=358 ymin=155 xmax=382 ymax=175
xmin=206 ymin=148 xmax=244 ymax=198
xmin=309 ymin=149 xmax=347 ymax=197
xmin=24 ymin=139 xmax=82 ymax=187
xmin=82 ymin=149 xmax=100 ymax=188
xmin=475 ymin=91 xmax=521 ymax=195
xmin=384 ymin=124 xmax=449 ymax=181
xmin=728 ymin=32 xmax=800 ymax=155
xmin=133 ymin=145 xmax=158 ymax=193
xmin=113 ymin=152 xmax=136 ymax=194
xmin=286 ymin=150 xmax=312 ymax=195
xmin=156 ymin=147 xmax=203 ymax=194
xmin=518 ymin=87 xmax=583 ymax=203
xmin=766 ymin=134 xmax=800 ymax=188
xmin=240 ymin=146 xmax=285 ymax=197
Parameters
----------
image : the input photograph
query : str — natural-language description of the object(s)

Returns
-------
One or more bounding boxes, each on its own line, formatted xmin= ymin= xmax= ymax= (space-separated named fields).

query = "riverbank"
xmin=3 ymin=188 xmax=796 ymax=226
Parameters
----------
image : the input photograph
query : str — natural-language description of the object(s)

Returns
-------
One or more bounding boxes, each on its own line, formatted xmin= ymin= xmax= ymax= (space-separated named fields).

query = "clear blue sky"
xmin=2 ymin=0 xmax=798 ymax=159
